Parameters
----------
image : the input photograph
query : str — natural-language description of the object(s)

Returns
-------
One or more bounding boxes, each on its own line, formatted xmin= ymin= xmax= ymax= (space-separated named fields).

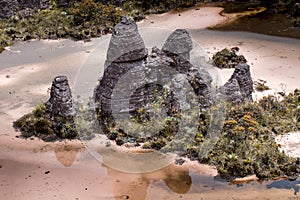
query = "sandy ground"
xmin=0 ymin=6 xmax=300 ymax=200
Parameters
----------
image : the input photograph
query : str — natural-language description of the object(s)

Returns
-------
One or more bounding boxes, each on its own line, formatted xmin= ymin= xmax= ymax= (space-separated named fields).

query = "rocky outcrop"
xmin=221 ymin=78 xmax=243 ymax=104
xmin=18 ymin=0 xmax=50 ymax=9
xmin=46 ymin=75 xmax=77 ymax=138
xmin=0 ymin=0 xmax=50 ymax=18
xmin=162 ymin=29 xmax=193 ymax=61
xmin=14 ymin=75 xmax=77 ymax=141
xmin=94 ymin=18 xmax=214 ymax=141
xmin=94 ymin=17 xmax=254 ymax=146
xmin=104 ymin=16 xmax=148 ymax=67
xmin=46 ymin=75 xmax=76 ymax=119
xmin=222 ymin=63 xmax=253 ymax=103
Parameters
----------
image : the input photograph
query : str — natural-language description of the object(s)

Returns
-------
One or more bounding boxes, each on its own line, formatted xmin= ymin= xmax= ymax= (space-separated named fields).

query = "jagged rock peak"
xmin=162 ymin=29 xmax=193 ymax=61
xmin=105 ymin=16 xmax=148 ymax=67
xmin=46 ymin=75 xmax=76 ymax=118
xmin=224 ymin=63 xmax=253 ymax=103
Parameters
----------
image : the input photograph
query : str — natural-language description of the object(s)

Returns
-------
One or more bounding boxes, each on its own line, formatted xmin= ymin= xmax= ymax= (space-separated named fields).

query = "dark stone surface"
xmin=94 ymin=26 xmax=213 ymax=139
xmin=0 ymin=0 xmax=51 ymax=18
xmin=46 ymin=75 xmax=76 ymax=119
xmin=162 ymin=29 xmax=193 ymax=61
xmin=105 ymin=16 xmax=148 ymax=67
xmin=46 ymin=75 xmax=77 ymax=138
xmin=46 ymin=76 xmax=76 ymax=117
xmin=222 ymin=63 xmax=253 ymax=103
xmin=0 ymin=0 xmax=78 ymax=18
xmin=221 ymin=78 xmax=243 ymax=104
xmin=94 ymin=19 xmax=254 ymax=143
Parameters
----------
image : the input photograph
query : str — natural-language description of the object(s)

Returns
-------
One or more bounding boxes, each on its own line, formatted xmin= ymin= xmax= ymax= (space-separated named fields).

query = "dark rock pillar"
xmin=46 ymin=75 xmax=77 ymax=138
xmin=46 ymin=76 xmax=76 ymax=118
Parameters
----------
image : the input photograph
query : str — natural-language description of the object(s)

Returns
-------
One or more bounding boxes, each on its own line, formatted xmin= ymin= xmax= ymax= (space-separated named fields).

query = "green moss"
xmin=13 ymin=104 xmax=56 ymax=140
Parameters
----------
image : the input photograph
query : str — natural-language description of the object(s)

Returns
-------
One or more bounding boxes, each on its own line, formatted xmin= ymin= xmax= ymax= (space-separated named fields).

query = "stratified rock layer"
xmin=221 ymin=78 xmax=243 ymax=104
xmin=94 ymin=23 xmax=214 ymax=140
xmin=105 ymin=16 xmax=148 ymax=67
xmin=46 ymin=75 xmax=76 ymax=119
xmin=162 ymin=29 xmax=193 ymax=61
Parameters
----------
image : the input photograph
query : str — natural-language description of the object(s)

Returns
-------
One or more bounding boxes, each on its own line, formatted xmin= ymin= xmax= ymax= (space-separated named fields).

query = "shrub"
xmin=212 ymin=48 xmax=247 ymax=69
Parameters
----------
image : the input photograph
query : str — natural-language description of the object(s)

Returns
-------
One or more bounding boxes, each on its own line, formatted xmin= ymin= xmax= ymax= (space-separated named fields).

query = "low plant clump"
xmin=212 ymin=47 xmax=247 ymax=69
xmin=13 ymin=103 xmax=77 ymax=141
xmin=99 ymin=89 xmax=300 ymax=180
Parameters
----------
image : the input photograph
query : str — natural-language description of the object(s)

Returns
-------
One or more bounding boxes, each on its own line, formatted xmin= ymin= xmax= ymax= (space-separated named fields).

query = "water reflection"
xmin=54 ymin=144 xmax=80 ymax=167
xmin=162 ymin=167 xmax=192 ymax=194
xmin=105 ymin=163 xmax=192 ymax=200
xmin=104 ymin=161 xmax=300 ymax=200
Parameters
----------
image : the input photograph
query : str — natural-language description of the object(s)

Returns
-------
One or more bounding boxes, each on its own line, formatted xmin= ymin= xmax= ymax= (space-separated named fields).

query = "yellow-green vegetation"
xmin=0 ymin=0 xmax=123 ymax=51
xmin=100 ymin=89 xmax=299 ymax=180
xmin=13 ymin=103 xmax=77 ymax=141
xmin=0 ymin=0 xmax=200 ymax=52
xmin=195 ymin=89 xmax=300 ymax=180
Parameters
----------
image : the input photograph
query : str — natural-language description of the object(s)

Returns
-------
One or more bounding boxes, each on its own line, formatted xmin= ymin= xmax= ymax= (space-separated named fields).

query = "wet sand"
xmin=0 ymin=6 xmax=300 ymax=200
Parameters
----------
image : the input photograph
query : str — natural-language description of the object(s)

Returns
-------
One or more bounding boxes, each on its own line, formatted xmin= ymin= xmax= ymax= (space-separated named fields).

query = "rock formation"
xmin=222 ymin=63 xmax=253 ymax=103
xmin=162 ymin=29 xmax=193 ymax=61
xmin=45 ymin=75 xmax=77 ymax=138
xmin=0 ymin=0 xmax=78 ymax=18
xmin=14 ymin=75 xmax=77 ymax=141
xmin=104 ymin=16 xmax=148 ymax=67
xmin=93 ymin=16 xmax=254 ymax=146
xmin=46 ymin=75 xmax=76 ymax=119
xmin=221 ymin=78 xmax=243 ymax=104
xmin=94 ymin=17 xmax=214 ymax=141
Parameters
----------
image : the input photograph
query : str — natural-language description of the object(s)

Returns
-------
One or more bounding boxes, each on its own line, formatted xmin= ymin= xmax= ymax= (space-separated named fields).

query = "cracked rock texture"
xmin=94 ymin=19 xmax=214 ymax=137
xmin=222 ymin=63 xmax=253 ymax=103
xmin=105 ymin=16 xmax=148 ymax=68
xmin=46 ymin=75 xmax=76 ymax=119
